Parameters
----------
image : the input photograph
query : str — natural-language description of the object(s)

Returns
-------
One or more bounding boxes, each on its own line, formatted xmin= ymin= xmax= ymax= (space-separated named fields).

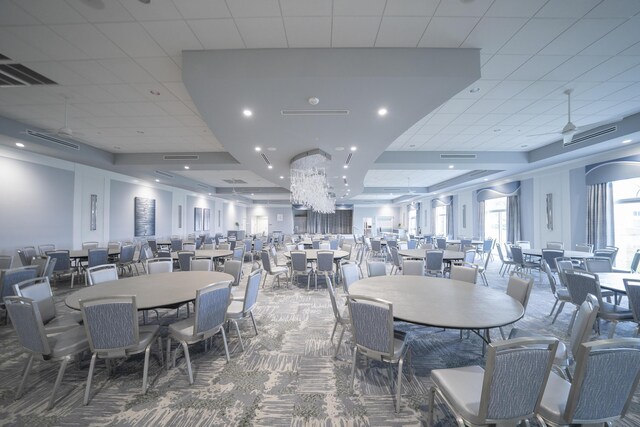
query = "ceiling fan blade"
xmin=526 ymin=132 xmax=558 ymax=137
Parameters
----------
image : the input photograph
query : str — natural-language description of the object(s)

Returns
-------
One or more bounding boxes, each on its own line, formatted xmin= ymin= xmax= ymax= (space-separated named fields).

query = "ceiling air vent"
xmin=154 ymin=170 xmax=174 ymax=179
xmin=260 ymin=153 xmax=271 ymax=166
xmin=345 ymin=152 xmax=353 ymax=167
xmin=163 ymin=154 xmax=199 ymax=161
xmin=197 ymin=183 xmax=210 ymax=189
xmin=26 ymin=129 xmax=79 ymax=150
xmin=0 ymin=63 xmax=57 ymax=87
xmin=281 ymin=109 xmax=349 ymax=116
xmin=440 ymin=153 xmax=477 ymax=160
xmin=223 ymin=179 xmax=247 ymax=184
xmin=564 ymin=125 xmax=618 ymax=147
xmin=468 ymin=170 xmax=489 ymax=177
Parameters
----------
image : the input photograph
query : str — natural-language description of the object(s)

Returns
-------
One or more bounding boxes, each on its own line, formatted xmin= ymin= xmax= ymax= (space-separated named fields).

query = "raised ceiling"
xmin=0 ymin=0 xmax=639 ymax=204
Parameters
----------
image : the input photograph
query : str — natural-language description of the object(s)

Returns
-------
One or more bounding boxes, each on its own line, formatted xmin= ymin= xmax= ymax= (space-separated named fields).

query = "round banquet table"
xmin=283 ymin=249 xmax=350 ymax=261
xmin=69 ymin=248 xmax=121 ymax=260
xmin=65 ymin=271 xmax=234 ymax=310
xmin=171 ymin=249 xmax=233 ymax=260
xmin=522 ymin=248 xmax=594 ymax=259
xmin=397 ymin=249 xmax=464 ymax=261
xmin=349 ymin=275 xmax=524 ymax=332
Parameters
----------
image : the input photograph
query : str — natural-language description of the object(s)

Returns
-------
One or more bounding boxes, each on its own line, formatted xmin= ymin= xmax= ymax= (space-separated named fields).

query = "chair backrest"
xmin=170 ymin=238 xmax=183 ymax=251
xmin=402 ymin=260 xmax=424 ymax=276
xmin=584 ymin=257 xmax=612 ymax=273
xmin=182 ymin=243 xmax=196 ymax=251
xmin=38 ymin=244 xmax=55 ymax=256
xmin=0 ymin=255 xmax=12 ymax=270
xmin=1 ymin=266 xmax=38 ymax=299
xmin=569 ymin=294 xmax=600 ymax=359
xmin=436 ymin=238 xmax=446 ymax=249
xmin=347 ymin=295 xmax=395 ymax=358
xmin=546 ymin=241 xmax=564 ymax=249
xmin=341 ymin=243 xmax=352 ymax=260
xmin=190 ymin=257 xmax=213 ymax=272
xmin=446 ymin=243 xmax=461 ymax=252
xmin=329 ymin=239 xmax=339 ymax=250
xmin=87 ymin=264 xmax=118 ymax=286
xmin=138 ymin=245 xmax=153 ymax=262
xmin=390 ymin=247 xmax=401 ymax=268
xmin=407 ymin=239 xmax=417 ymax=249
xmin=223 ymin=260 xmax=242 ymax=286
xmin=515 ymin=240 xmax=530 ymax=249
xmin=370 ymin=240 xmax=382 ymax=251
xmin=242 ymin=269 xmax=262 ymax=313
xmin=367 ymin=261 xmax=386 ymax=277
xmin=450 ymin=263 xmax=478 ymax=284
xmin=555 ymin=257 xmax=575 ymax=287
xmin=147 ymin=240 xmax=158 ymax=253
xmin=107 ymin=241 xmax=121 ymax=252
xmin=510 ymin=245 xmax=524 ymax=265
xmin=316 ymin=250 xmax=334 ymax=273
xmin=326 ymin=278 xmax=345 ymax=324
xmin=311 ymin=240 xmax=320 ymax=249
xmin=260 ymin=250 xmax=273 ymax=274
xmin=290 ymin=251 xmax=308 ymax=273
xmin=504 ymin=243 xmax=513 ymax=259
xmin=13 ymin=277 xmax=57 ymax=323
xmin=177 ymin=250 xmax=195 ymax=271
xmin=254 ymin=239 xmax=263 ymax=252
xmin=496 ymin=243 xmax=507 ymax=262
xmin=482 ymin=239 xmax=494 ymax=253
xmin=80 ymin=296 xmax=139 ymax=357
xmin=4 ymin=296 xmax=51 ymax=355
xmin=563 ymin=269 xmax=601 ymax=306
xmin=318 ymin=242 xmax=331 ymax=250
xmin=145 ymin=258 xmax=173 ymax=274
xmin=30 ymin=256 xmax=48 ymax=277
xmin=541 ymin=249 xmax=564 ymax=271
xmin=82 ymin=241 xmax=99 ymax=250
xmin=630 ymin=250 xmax=640 ymax=273
xmin=43 ymin=257 xmax=57 ymax=279
xmin=563 ymin=338 xmax=640 ymax=423
xmin=506 ymin=271 xmax=534 ymax=311
xmin=593 ymin=248 xmax=617 ymax=264
xmin=463 ymin=249 xmax=476 ymax=263
xmin=478 ymin=337 xmax=558 ymax=422
xmin=218 ymin=243 xmax=231 ymax=251
xmin=46 ymin=250 xmax=71 ymax=271
xmin=541 ymin=260 xmax=557 ymax=294
xmin=194 ymin=281 xmax=232 ymax=336
xmin=87 ymin=248 xmax=109 ymax=268
xmin=575 ymin=243 xmax=594 ymax=253
xmin=425 ymin=250 xmax=444 ymax=272
xmin=119 ymin=245 xmax=135 ymax=263
xmin=232 ymin=247 xmax=244 ymax=262
xmin=341 ymin=263 xmax=360 ymax=293
xmin=623 ymin=279 xmax=640 ymax=325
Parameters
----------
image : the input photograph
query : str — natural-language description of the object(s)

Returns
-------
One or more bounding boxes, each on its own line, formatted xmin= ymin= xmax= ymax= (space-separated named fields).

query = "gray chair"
xmin=290 ymin=251 xmax=312 ymax=290
xmin=594 ymin=247 xmax=618 ymax=266
xmin=496 ymin=243 xmax=517 ymax=277
xmin=541 ymin=248 xmax=564 ymax=273
xmin=402 ymin=259 xmax=424 ymax=276
xmin=190 ymin=256 xmax=213 ymax=272
xmin=425 ymin=250 xmax=444 ymax=277
xmin=628 ymin=249 xmax=640 ymax=273
xmin=0 ymin=254 xmax=12 ymax=269
xmin=46 ymin=250 xmax=76 ymax=288
xmin=537 ymin=338 xmax=640 ymax=427
xmin=584 ymin=256 xmax=612 ymax=273
xmin=347 ymin=294 xmax=411 ymax=413
xmin=260 ymin=250 xmax=288 ymax=288
xmin=407 ymin=239 xmax=417 ymax=250
xmin=86 ymin=247 xmax=109 ymax=274
xmin=477 ymin=246 xmax=492 ymax=286
xmin=170 ymin=238 xmax=183 ymax=252
xmin=81 ymin=295 xmax=163 ymax=404
xmin=166 ymin=281 xmax=233 ymax=384
xmin=1 ymin=266 xmax=38 ymax=322
xmin=436 ymin=237 xmax=446 ymax=250
xmin=428 ymin=337 xmax=558 ymax=427
xmin=510 ymin=245 xmax=539 ymax=275
xmin=135 ymin=244 xmax=153 ymax=274
xmin=177 ymin=250 xmax=196 ymax=271
xmin=252 ymin=239 xmax=264 ymax=260
xmin=450 ymin=263 xmax=478 ymax=284
xmin=182 ymin=243 xmax=196 ymax=251
xmin=82 ymin=241 xmax=99 ymax=250
xmin=315 ymin=250 xmax=335 ymax=291
xmin=463 ymin=249 xmax=476 ymax=263
xmin=574 ymin=243 xmax=594 ymax=253
xmin=145 ymin=257 xmax=173 ymax=274
xmin=389 ymin=246 xmax=402 ymax=275
xmin=227 ymin=269 xmax=262 ymax=349
xmin=38 ymin=244 xmax=56 ymax=256
xmin=340 ymin=262 xmax=360 ymax=293
xmin=366 ymin=261 xmax=386 ymax=277
xmin=546 ymin=241 xmax=564 ymax=249
xmin=223 ymin=259 xmax=243 ymax=287
xmin=4 ymin=296 xmax=90 ymax=409
xmin=327 ymin=278 xmax=350 ymax=358
xmin=156 ymin=249 xmax=171 ymax=259
xmin=478 ymin=238 xmax=493 ymax=260
xmin=117 ymin=244 xmax=136 ymax=276
xmin=29 ymin=255 xmax=49 ymax=277
xmin=624 ymin=279 xmax=640 ymax=336
xmin=13 ymin=276 xmax=83 ymax=334
xmin=369 ymin=240 xmax=384 ymax=260
xmin=500 ymin=272 xmax=534 ymax=339
xmin=86 ymin=264 xmax=118 ymax=286
xmin=541 ymin=260 xmax=571 ymax=324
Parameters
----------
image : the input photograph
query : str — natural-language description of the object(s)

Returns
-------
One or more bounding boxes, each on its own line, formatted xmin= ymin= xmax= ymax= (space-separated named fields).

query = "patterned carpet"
xmin=1 ymin=253 xmax=639 ymax=426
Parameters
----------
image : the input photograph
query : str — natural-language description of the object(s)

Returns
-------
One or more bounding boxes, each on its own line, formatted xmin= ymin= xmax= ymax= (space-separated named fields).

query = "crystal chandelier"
xmin=290 ymin=151 xmax=335 ymax=213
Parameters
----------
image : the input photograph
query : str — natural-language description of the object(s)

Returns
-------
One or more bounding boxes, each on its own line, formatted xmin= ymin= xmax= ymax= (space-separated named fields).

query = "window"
xmin=408 ymin=209 xmax=417 ymax=235
xmin=435 ymin=205 xmax=447 ymax=236
xmin=612 ymin=177 xmax=640 ymax=267
xmin=484 ymin=197 xmax=507 ymax=244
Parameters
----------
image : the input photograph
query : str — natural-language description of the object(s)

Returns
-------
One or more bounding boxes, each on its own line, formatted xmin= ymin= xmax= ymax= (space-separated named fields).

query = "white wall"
xmin=352 ymin=205 xmax=401 ymax=236
xmin=223 ymin=201 xmax=247 ymax=234
xmin=456 ymin=190 xmax=473 ymax=238
xmin=247 ymin=205 xmax=293 ymax=235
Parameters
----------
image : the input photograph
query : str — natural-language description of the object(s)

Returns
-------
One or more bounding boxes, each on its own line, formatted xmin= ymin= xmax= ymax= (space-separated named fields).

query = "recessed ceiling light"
xmin=154 ymin=179 xmax=159 ymax=182
xmin=469 ymin=87 xmax=480 ymax=93
xmin=448 ymin=165 xmax=454 ymax=169
xmin=335 ymin=146 xmax=345 ymax=151
xmin=15 ymin=142 xmax=24 ymax=148
xmin=149 ymin=90 xmax=160 ymax=96
xmin=623 ymin=139 xmax=632 ymax=144
xmin=251 ymin=193 xmax=254 ymax=196
xmin=208 ymin=193 xmax=212 ymax=196
xmin=350 ymin=146 xmax=357 ymax=151
xmin=483 ymin=178 xmax=488 ymax=181
xmin=343 ymin=165 xmax=348 ymax=169
xmin=345 ymin=183 xmax=349 ymax=187
xmin=279 ymin=175 xmax=284 ymax=179
xmin=378 ymin=108 xmax=388 ymax=116
xmin=243 ymin=109 xmax=253 ymax=117
xmin=342 ymin=175 xmax=346 ymax=179
xmin=267 ymin=147 xmax=277 ymax=151
xmin=389 ymin=193 xmax=393 ymax=196
xmin=184 ymin=166 xmax=190 ymax=169
xmin=254 ymin=146 xmax=261 ymax=152
xmin=267 ymin=165 xmax=273 ymax=169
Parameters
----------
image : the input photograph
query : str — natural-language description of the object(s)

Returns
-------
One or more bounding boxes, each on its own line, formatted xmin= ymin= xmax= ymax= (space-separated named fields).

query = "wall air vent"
xmin=564 ymin=126 xmax=618 ymax=147
xmin=0 ymin=63 xmax=57 ymax=87
xmin=440 ymin=153 xmax=477 ymax=160
xmin=154 ymin=170 xmax=174 ymax=179
xmin=281 ymin=109 xmax=349 ymax=116
xmin=25 ymin=129 xmax=79 ymax=150
xmin=163 ymin=154 xmax=199 ymax=160
xmin=223 ymin=179 xmax=247 ymax=184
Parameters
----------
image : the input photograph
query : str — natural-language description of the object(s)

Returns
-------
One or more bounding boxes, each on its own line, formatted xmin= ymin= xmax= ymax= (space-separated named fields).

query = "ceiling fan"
xmin=26 ymin=97 xmax=84 ymax=139
xmin=528 ymin=89 xmax=577 ymax=145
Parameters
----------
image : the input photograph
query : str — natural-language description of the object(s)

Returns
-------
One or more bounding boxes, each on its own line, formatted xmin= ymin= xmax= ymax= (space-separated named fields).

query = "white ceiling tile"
xmin=575 ymin=81 xmax=633 ymax=100
xmin=580 ymin=17 xmax=640 ymax=55
xmin=435 ymin=0 xmax=493 ymax=17
xmin=489 ymin=98 xmax=534 ymax=114
xmin=99 ymin=84 xmax=150 ymax=102
xmin=65 ymin=0 xmax=134 ymax=22
xmin=96 ymin=22 xmax=166 ymax=57
xmin=171 ymin=0 xmax=231 ymax=19
xmin=418 ymin=17 xmax=478 ymax=48
xmin=104 ymin=102 xmax=168 ymax=117
xmin=376 ymin=17 xmax=429 ymax=47
xmin=540 ymin=19 xmax=625 ymax=55
xmin=609 ymin=62 xmax=640 ymax=82
xmin=15 ymin=0 xmax=86 ymax=24
xmin=482 ymin=80 xmax=533 ymax=99
xmin=499 ymin=18 xmax=575 ymax=55
xmin=575 ymin=55 xmax=640 ymax=81
xmin=460 ymin=17 xmax=527 ymax=54
xmin=280 ymin=0 xmax=332 ymax=16
xmin=437 ymin=99 xmax=476 ymax=114
xmin=506 ymin=55 xmax=571 ymax=80
xmin=131 ymin=83 xmax=180 ymax=101
xmin=515 ymin=81 xmax=564 ymax=100
xmin=187 ymin=19 xmax=245 ymax=49
xmin=226 ymin=0 xmax=281 ymax=18
xmin=8 ymin=26 xmax=90 ymax=60
xmin=157 ymin=101 xmax=197 ymax=116
xmin=118 ymin=0 xmax=182 ymax=21
xmin=585 ymin=0 xmax=640 ymax=18
xmin=0 ymin=28 xmax=50 ymax=62
xmin=22 ymin=61 xmax=90 ymax=85
xmin=331 ymin=16 xmax=379 ymax=47
xmin=454 ymin=80 xmax=501 ymax=99
xmin=574 ymin=100 xmax=622 ymax=115
xmin=602 ymin=81 xmax=640 ymax=101
xmin=464 ymin=99 xmax=505 ymax=115
xmin=283 ymin=17 xmax=331 ymax=47
xmin=235 ymin=18 xmax=287 ymax=48
xmin=481 ymin=54 xmax=532 ymax=79
xmin=541 ymin=55 xmax=610 ymax=81
xmin=484 ymin=0 xmax=547 ymax=17
xmin=162 ymin=82 xmax=193 ymax=102
xmin=135 ymin=57 xmax=182 ymax=82
xmin=535 ymin=0 xmax=602 ymax=18
xmin=519 ymin=100 xmax=564 ymax=115
xmin=384 ymin=0 xmax=438 ymax=16
xmin=50 ymin=23 xmax=126 ymax=59
xmin=142 ymin=20 xmax=203 ymax=57
xmin=333 ymin=0 xmax=386 ymax=16
xmin=449 ymin=114 xmax=485 ymax=125
xmin=71 ymin=102 xmax=119 ymax=118
xmin=60 ymin=60 xmax=123 ymax=85
xmin=98 ymin=58 xmax=157 ymax=83
xmin=0 ymin=2 xmax=40 ymax=25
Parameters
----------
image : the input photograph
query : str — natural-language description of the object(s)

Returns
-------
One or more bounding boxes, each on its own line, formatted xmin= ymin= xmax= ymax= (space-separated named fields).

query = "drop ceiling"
xmin=0 ymin=0 xmax=638 ymax=205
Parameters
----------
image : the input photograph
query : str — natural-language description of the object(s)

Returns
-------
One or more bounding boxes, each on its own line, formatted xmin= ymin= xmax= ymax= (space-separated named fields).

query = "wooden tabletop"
xmin=284 ymin=249 xmax=349 ymax=261
xmin=171 ymin=249 xmax=233 ymax=260
xmin=523 ymin=249 xmax=594 ymax=259
xmin=349 ymin=275 xmax=524 ymax=330
xmin=397 ymin=249 xmax=465 ymax=261
xmin=596 ymin=272 xmax=639 ymax=294
xmin=65 ymin=271 xmax=234 ymax=310
xmin=68 ymin=248 xmax=121 ymax=259
xmin=447 ymin=239 xmax=484 ymax=245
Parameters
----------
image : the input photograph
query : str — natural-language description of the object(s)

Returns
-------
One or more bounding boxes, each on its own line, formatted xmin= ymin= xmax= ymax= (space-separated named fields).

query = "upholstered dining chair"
xmin=145 ymin=257 xmax=173 ymax=274
xmin=315 ymin=250 xmax=335 ymax=291
xmin=46 ymin=250 xmax=76 ymax=288
xmin=190 ymin=256 xmax=213 ymax=272
xmin=327 ymin=278 xmax=350 ymax=358
xmin=177 ymin=250 xmax=196 ymax=271
xmin=541 ymin=260 xmax=571 ymax=324
xmin=450 ymin=263 xmax=478 ymax=284
xmin=402 ymin=259 xmax=424 ymax=276
xmin=86 ymin=264 xmax=118 ymax=286
xmin=425 ymin=250 xmax=444 ymax=277
xmin=340 ymin=262 xmax=360 ymax=293
xmin=624 ymin=279 xmax=640 ymax=336
xmin=223 ymin=259 xmax=243 ymax=287
xmin=1 ymin=266 xmax=38 ymax=322
xmin=37 ymin=244 xmax=55 ymax=256
xmin=260 ymin=250 xmax=288 ymax=289
xmin=366 ymin=261 xmax=387 ymax=277
xmin=290 ymin=250 xmax=312 ymax=290
xmin=500 ymin=272 xmax=535 ymax=339
xmin=389 ymin=246 xmax=402 ymax=275
xmin=227 ymin=269 xmax=263 ymax=350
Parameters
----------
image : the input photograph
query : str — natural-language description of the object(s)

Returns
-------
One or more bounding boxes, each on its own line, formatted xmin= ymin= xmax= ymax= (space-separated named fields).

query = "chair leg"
xmin=84 ymin=353 xmax=98 ymax=405
xmin=142 ymin=344 xmax=152 ymax=393
xmin=48 ymin=356 xmax=70 ymax=410
xmin=156 ymin=336 xmax=164 ymax=367
xmin=428 ymin=386 xmax=436 ymax=426
xmin=180 ymin=341 xmax=193 ymax=385
xmin=16 ymin=354 xmax=34 ymax=400
xmin=232 ymin=320 xmax=244 ymax=351
xmin=220 ymin=328 xmax=231 ymax=362
xmin=395 ymin=358 xmax=403 ymax=413
xmin=250 ymin=312 xmax=258 ymax=335
xmin=350 ymin=347 xmax=358 ymax=392
xmin=334 ymin=325 xmax=346 ymax=359
xmin=330 ymin=319 xmax=338 ymax=342
xmin=608 ymin=321 xmax=618 ymax=339
xmin=567 ymin=308 xmax=578 ymax=335
xmin=548 ymin=299 xmax=559 ymax=317
xmin=552 ymin=302 xmax=565 ymax=324
xmin=166 ymin=337 xmax=172 ymax=370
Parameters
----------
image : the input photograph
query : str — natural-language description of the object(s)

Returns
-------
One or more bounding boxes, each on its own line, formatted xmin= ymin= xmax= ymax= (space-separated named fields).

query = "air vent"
xmin=281 ymin=109 xmax=349 ymax=116
xmin=197 ymin=183 xmax=210 ymax=189
xmin=468 ymin=170 xmax=489 ymax=177
xmin=260 ymin=153 xmax=271 ymax=166
xmin=440 ymin=153 xmax=477 ymax=160
xmin=564 ymin=126 xmax=618 ymax=147
xmin=0 ymin=63 xmax=57 ymax=87
xmin=163 ymin=154 xmax=199 ymax=161
xmin=154 ymin=170 xmax=174 ymax=179
xmin=345 ymin=153 xmax=353 ymax=166
xmin=223 ymin=179 xmax=247 ymax=184
xmin=26 ymin=129 xmax=79 ymax=150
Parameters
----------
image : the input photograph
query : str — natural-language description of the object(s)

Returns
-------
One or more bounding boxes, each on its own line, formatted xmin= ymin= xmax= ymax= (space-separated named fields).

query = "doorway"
xmin=252 ymin=216 xmax=269 ymax=237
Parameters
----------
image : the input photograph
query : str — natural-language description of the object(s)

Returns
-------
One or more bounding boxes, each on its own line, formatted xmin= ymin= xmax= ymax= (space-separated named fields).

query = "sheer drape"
xmin=431 ymin=206 xmax=436 ymax=235
xmin=306 ymin=210 xmax=353 ymax=234
xmin=586 ymin=182 xmax=614 ymax=249
xmin=445 ymin=203 xmax=453 ymax=238
xmin=477 ymin=200 xmax=485 ymax=240
xmin=506 ymin=194 xmax=521 ymax=243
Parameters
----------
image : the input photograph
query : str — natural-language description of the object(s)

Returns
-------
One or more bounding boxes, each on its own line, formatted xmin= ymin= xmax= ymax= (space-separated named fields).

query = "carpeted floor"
xmin=1 ymin=252 xmax=639 ymax=426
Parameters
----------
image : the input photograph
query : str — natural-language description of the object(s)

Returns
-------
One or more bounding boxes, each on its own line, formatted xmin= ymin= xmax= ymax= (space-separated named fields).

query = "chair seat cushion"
xmin=556 ymin=288 xmax=571 ymax=301
xmin=599 ymin=301 xmax=634 ymax=321
xmin=431 ymin=365 xmax=484 ymax=425
xmin=49 ymin=325 xmax=90 ymax=358
xmin=126 ymin=325 xmax=160 ymax=353
xmin=271 ymin=266 xmax=288 ymax=274
xmin=227 ymin=300 xmax=246 ymax=319
xmin=44 ymin=312 xmax=84 ymax=335
xmin=538 ymin=371 xmax=571 ymax=425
